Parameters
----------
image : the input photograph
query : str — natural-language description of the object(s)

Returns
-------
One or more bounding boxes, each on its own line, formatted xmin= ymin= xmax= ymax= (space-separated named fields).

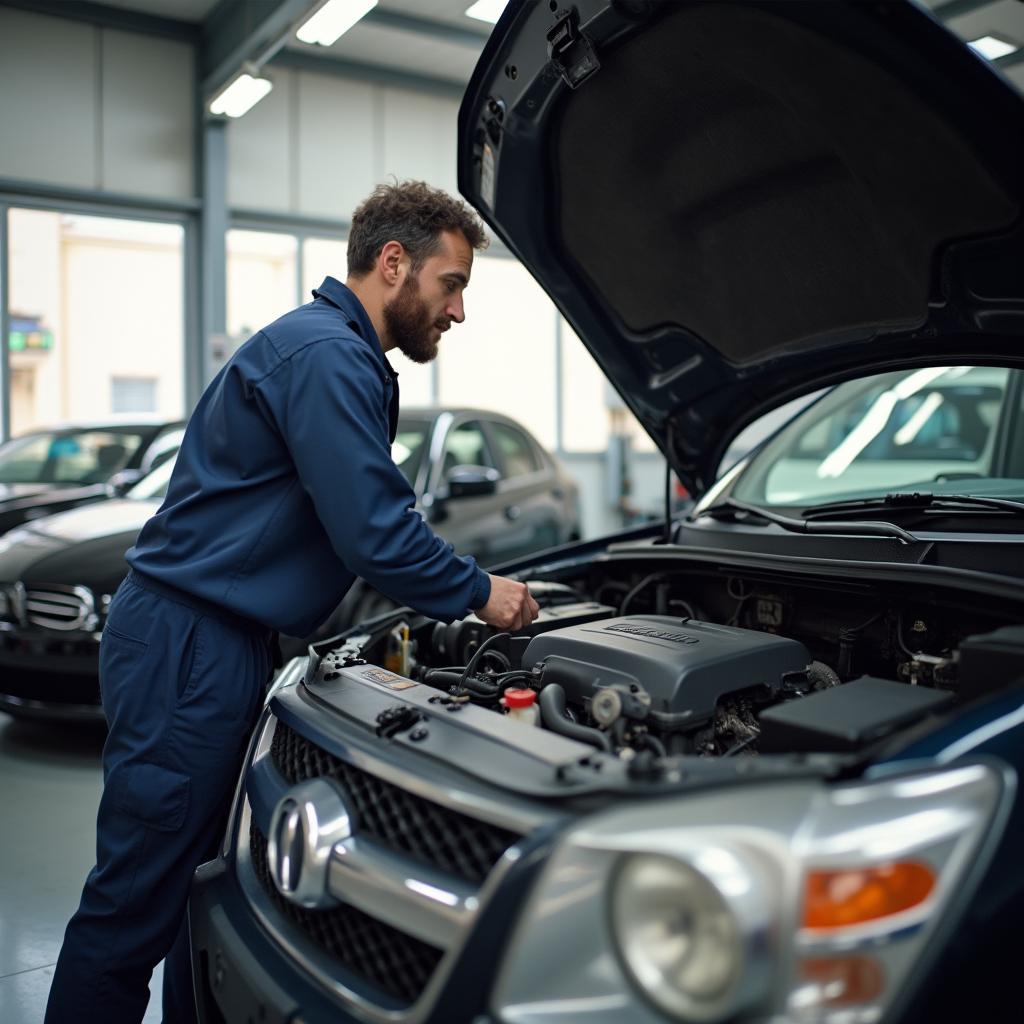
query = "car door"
xmin=424 ymin=416 xmax=506 ymax=565
xmin=483 ymin=418 xmax=564 ymax=562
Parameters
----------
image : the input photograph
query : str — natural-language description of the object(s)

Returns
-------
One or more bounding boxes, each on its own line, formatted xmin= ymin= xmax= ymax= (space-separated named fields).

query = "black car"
xmin=0 ymin=408 xmax=578 ymax=719
xmin=0 ymin=419 xmax=184 ymax=536
xmin=189 ymin=3 xmax=1024 ymax=1024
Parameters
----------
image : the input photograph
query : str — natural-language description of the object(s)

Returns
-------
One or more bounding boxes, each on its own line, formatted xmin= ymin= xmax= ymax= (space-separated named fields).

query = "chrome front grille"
xmin=249 ymin=820 xmax=443 ymax=1005
xmin=238 ymin=711 xmax=548 ymax=1021
xmin=270 ymin=719 xmax=521 ymax=885
xmin=25 ymin=585 xmax=96 ymax=631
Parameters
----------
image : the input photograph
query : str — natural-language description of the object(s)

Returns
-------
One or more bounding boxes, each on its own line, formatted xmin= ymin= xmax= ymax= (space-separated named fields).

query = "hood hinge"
xmin=547 ymin=8 xmax=601 ymax=89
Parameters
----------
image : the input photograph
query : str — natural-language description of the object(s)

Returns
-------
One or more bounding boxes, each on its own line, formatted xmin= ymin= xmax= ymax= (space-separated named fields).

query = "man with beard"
xmin=45 ymin=181 xmax=539 ymax=1024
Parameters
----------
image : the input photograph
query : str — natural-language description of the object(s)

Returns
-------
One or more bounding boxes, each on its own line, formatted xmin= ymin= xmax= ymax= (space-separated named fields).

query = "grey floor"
xmin=0 ymin=713 xmax=163 ymax=1023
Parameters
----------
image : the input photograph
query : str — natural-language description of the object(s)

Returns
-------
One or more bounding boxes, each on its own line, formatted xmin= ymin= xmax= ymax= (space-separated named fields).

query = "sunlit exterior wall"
xmin=437 ymin=256 xmax=558 ymax=449
xmin=7 ymin=210 xmax=184 ymax=435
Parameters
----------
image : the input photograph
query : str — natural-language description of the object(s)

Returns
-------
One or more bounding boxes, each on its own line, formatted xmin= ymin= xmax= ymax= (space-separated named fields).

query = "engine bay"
xmin=315 ymin=557 xmax=1024 ymax=762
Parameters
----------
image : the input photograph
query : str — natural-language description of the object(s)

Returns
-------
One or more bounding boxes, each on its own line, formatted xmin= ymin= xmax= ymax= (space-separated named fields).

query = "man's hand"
xmin=475 ymin=575 xmax=540 ymax=631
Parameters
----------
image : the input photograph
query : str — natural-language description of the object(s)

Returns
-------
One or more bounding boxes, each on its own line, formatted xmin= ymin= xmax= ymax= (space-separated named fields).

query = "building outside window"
xmin=111 ymin=376 xmax=158 ymax=414
xmin=5 ymin=209 xmax=185 ymax=436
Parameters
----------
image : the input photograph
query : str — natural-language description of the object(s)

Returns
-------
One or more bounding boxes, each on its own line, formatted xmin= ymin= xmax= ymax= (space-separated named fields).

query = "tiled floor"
xmin=0 ymin=714 xmax=163 ymax=1023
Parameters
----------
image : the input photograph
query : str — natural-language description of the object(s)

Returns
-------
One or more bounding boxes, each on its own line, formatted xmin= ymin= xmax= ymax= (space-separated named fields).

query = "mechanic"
xmin=45 ymin=181 xmax=540 ymax=1024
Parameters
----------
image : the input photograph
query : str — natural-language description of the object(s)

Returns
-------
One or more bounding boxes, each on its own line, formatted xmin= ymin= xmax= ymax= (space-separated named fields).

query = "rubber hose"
xmin=538 ymin=684 xmax=612 ymax=752
xmin=808 ymin=660 xmax=841 ymax=689
xmin=424 ymin=669 xmax=497 ymax=696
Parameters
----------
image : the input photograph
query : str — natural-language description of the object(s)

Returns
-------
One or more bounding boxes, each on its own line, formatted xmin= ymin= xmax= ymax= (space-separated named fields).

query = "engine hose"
xmin=423 ymin=669 xmax=499 ymax=697
xmin=642 ymin=733 xmax=667 ymax=757
xmin=808 ymin=660 xmax=841 ymax=689
xmin=459 ymin=675 xmax=501 ymax=698
xmin=538 ymin=684 xmax=612 ymax=752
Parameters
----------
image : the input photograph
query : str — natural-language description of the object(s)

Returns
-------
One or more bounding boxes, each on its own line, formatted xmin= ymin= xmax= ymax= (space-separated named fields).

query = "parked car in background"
xmin=0 ymin=459 xmax=170 ymax=721
xmin=375 ymin=405 xmax=580 ymax=594
xmin=0 ymin=418 xmax=184 ymax=536
xmin=189 ymin=3 xmax=1024 ymax=1023
xmin=0 ymin=408 xmax=578 ymax=719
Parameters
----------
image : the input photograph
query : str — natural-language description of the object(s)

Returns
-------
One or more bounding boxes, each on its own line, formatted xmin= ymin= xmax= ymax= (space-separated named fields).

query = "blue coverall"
xmin=44 ymin=278 xmax=492 ymax=1024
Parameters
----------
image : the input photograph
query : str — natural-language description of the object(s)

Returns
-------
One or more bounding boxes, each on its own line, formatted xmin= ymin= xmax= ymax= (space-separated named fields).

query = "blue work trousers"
xmin=45 ymin=573 xmax=272 ymax=1024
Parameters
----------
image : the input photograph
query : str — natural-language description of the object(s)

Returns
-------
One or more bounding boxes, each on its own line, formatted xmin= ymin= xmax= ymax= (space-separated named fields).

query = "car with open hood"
xmin=189 ymin=3 xmax=1024 ymax=1023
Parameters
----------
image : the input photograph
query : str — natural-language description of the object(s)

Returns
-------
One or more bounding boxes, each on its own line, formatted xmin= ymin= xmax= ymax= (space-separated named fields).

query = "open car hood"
xmin=457 ymin=0 xmax=1024 ymax=495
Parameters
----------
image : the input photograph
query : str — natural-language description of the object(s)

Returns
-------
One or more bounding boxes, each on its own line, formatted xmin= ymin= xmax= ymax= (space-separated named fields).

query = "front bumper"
xmin=189 ymin=693 xmax=560 ymax=1024
xmin=0 ymin=624 xmax=102 ymax=720
xmin=191 ymin=858 xmax=342 ymax=1024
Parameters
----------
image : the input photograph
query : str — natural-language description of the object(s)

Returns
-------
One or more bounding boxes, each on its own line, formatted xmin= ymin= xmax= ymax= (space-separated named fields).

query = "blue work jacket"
xmin=127 ymin=278 xmax=491 ymax=637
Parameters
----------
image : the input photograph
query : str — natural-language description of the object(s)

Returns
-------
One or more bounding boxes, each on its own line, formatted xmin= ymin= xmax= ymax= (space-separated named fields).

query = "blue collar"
xmin=311 ymin=277 xmax=397 ymax=378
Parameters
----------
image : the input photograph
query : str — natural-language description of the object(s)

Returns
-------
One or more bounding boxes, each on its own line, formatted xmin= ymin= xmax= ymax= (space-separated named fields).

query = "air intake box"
xmin=522 ymin=615 xmax=810 ymax=724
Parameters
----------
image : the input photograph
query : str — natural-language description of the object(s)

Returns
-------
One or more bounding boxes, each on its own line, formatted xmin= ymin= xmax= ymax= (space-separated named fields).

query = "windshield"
xmin=127 ymin=457 xmax=175 ymax=501
xmin=0 ymin=428 xmax=146 ymax=485
xmin=393 ymin=420 xmax=431 ymax=487
xmin=732 ymin=366 xmax=1022 ymax=506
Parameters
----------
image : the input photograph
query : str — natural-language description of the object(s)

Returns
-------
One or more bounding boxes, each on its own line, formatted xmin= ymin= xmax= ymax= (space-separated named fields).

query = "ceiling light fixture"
xmin=208 ymin=67 xmax=273 ymax=119
xmin=465 ymin=0 xmax=509 ymax=24
xmin=968 ymin=34 xmax=1019 ymax=61
xmin=296 ymin=0 xmax=377 ymax=46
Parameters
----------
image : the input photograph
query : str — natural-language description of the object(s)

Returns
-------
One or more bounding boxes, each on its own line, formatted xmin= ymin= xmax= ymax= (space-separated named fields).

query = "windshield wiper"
xmin=694 ymin=496 xmax=919 ymax=544
xmin=803 ymin=492 xmax=1024 ymax=521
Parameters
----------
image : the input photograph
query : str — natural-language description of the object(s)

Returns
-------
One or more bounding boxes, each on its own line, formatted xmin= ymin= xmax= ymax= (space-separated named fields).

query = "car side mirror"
xmin=445 ymin=465 xmax=499 ymax=499
xmin=106 ymin=468 xmax=143 ymax=496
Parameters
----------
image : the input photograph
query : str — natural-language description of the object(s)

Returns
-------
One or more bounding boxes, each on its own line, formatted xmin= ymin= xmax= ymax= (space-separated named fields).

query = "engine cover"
xmin=522 ymin=615 xmax=810 ymax=725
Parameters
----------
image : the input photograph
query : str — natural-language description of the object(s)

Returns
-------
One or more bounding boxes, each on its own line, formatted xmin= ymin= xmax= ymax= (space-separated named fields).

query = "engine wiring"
xmin=619 ymin=572 xmax=696 ymax=616
xmin=351 ymin=559 xmax=1017 ymax=766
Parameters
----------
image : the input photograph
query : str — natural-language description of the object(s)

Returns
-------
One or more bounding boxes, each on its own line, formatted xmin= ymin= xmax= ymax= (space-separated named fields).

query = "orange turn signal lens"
xmin=800 ymin=956 xmax=884 ymax=1005
xmin=802 ymin=862 xmax=936 ymax=929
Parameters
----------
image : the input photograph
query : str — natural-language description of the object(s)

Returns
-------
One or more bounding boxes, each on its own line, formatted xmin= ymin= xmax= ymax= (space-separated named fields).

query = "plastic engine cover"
xmin=522 ymin=615 xmax=810 ymax=725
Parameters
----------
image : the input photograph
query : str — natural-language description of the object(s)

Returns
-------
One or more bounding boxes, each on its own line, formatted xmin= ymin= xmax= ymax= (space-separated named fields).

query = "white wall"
xmin=0 ymin=7 xmax=195 ymax=201
xmin=437 ymin=257 xmax=559 ymax=449
xmin=227 ymin=67 xmax=460 ymax=217
xmin=63 ymin=232 xmax=185 ymax=421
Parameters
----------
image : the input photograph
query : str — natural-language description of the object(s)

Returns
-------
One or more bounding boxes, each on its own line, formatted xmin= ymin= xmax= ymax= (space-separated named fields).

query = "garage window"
xmin=111 ymin=377 xmax=157 ymax=414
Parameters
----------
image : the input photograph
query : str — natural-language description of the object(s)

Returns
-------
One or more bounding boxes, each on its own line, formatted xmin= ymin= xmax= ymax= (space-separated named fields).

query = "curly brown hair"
xmin=347 ymin=180 xmax=488 ymax=278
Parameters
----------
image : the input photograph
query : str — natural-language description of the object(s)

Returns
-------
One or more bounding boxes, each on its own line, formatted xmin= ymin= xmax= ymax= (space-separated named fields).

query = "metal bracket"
xmin=547 ymin=8 xmax=601 ymax=90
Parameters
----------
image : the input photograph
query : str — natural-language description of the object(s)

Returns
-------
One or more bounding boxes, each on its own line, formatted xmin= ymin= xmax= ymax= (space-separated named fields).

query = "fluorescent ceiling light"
xmin=968 ymin=35 xmax=1019 ymax=61
xmin=208 ymin=71 xmax=273 ymax=119
xmin=466 ymin=0 xmax=508 ymax=24
xmin=296 ymin=0 xmax=377 ymax=46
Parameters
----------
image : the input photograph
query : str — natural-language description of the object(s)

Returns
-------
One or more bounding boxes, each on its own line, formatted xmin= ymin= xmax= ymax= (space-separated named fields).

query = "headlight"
xmin=612 ymin=854 xmax=742 ymax=1021
xmin=492 ymin=763 xmax=1005 ymax=1024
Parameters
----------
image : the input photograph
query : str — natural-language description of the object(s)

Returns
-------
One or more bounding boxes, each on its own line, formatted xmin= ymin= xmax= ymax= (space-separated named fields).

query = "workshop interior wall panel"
xmin=0 ymin=7 xmax=194 ymax=201
xmin=296 ymin=73 xmax=377 ymax=222
xmin=380 ymin=86 xmax=459 ymax=198
xmin=101 ymin=29 xmax=194 ymax=201
xmin=0 ymin=9 xmax=97 ymax=191
xmin=225 ymin=70 xmax=460 ymax=219
xmin=227 ymin=67 xmax=294 ymax=213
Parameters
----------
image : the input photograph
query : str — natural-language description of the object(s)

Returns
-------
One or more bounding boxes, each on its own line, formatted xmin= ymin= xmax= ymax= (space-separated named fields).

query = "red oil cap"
xmin=502 ymin=688 xmax=536 ymax=709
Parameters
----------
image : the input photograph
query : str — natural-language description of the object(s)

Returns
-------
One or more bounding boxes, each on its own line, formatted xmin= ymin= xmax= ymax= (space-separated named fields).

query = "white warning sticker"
xmin=480 ymin=142 xmax=496 ymax=211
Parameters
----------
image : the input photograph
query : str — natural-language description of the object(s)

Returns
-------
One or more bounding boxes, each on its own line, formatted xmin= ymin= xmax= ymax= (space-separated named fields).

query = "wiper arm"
xmin=804 ymin=492 xmax=1024 ymax=520
xmin=695 ymin=497 xmax=919 ymax=544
